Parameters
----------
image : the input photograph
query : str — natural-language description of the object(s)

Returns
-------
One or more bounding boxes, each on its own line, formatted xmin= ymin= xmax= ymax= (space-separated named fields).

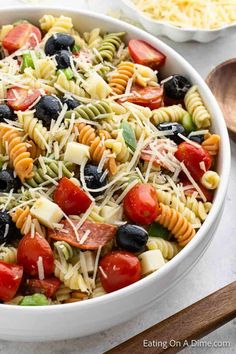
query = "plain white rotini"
xmin=183 ymin=196 xmax=212 ymax=221
xmin=83 ymin=28 xmax=102 ymax=49
xmin=157 ymin=190 xmax=201 ymax=225
xmin=17 ymin=110 xmax=49 ymax=150
xmin=32 ymin=58 xmax=57 ymax=80
xmin=184 ymin=85 xmax=211 ymax=128
xmin=54 ymin=259 xmax=88 ymax=292
xmin=0 ymin=24 xmax=13 ymax=42
xmin=54 ymin=241 xmax=74 ymax=261
xmin=47 ymin=15 xmax=73 ymax=35
xmin=151 ymin=105 xmax=187 ymax=125
xmin=147 ymin=237 xmax=180 ymax=260
xmin=55 ymin=72 xmax=87 ymax=97
xmin=105 ymin=130 xmax=130 ymax=163
xmin=0 ymin=245 xmax=17 ymax=263
xmin=39 ymin=15 xmax=57 ymax=32
xmin=201 ymin=170 xmax=220 ymax=190
xmin=54 ymin=284 xmax=72 ymax=302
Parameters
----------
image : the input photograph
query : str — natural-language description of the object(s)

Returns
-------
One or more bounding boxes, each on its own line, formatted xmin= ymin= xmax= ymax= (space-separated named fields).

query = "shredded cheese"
xmin=37 ymin=256 xmax=45 ymax=280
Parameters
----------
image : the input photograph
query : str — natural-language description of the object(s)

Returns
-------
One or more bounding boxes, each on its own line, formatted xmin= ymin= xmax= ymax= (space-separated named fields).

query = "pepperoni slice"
xmin=49 ymin=220 xmax=117 ymax=250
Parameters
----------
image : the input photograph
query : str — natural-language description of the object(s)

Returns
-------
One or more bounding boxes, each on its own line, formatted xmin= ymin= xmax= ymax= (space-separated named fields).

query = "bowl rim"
xmin=0 ymin=6 xmax=231 ymax=313
xmin=122 ymin=0 xmax=236 ymax=33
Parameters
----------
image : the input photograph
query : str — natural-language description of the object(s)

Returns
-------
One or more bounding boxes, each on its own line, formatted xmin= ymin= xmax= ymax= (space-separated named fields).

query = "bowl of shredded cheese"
xmin=122 ymin=0 xmax=236 ymax=42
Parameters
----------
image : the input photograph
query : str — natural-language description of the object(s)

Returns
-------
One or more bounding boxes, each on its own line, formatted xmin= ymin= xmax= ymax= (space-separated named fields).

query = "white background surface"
xmin=0 ymin=1 xmax=235 ymax=353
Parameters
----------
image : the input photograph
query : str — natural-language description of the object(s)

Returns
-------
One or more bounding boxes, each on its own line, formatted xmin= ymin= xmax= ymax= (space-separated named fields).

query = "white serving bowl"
xmin=0 ymin=6 xmax=231 ymax=342
xmin=122 ymin=0 xmax=236 ymax=42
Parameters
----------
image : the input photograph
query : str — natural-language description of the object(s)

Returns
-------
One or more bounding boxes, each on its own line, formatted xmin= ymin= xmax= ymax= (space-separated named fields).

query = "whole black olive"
xmin=116 ymin=224 xmax=148 ymax=253
xmin=55 ymin=50 xmax=71 ymax=69
xmin=164 ymin=75 xmax=191 ymax=100
xmin=188 ymin=134 xmax=204 ymax=144
xmin=0 ymin=169 xmax=21 ymax=193
xmin=61 ymin=96 xmax=81 ymax=110
xmin=157 ymin=122 xmax=186 ymax=144
xmin=83 ymin=164 xmax=107 ymax=197
xmin=0 ymin=211 xmax=21 ymax=243
xmin=0 ymin=105 xmax=16 ymax=122
xmin=45 ymin=33 xmax=75 ymax=56
xmin=35 ymin=95 xmax=62 ymax=128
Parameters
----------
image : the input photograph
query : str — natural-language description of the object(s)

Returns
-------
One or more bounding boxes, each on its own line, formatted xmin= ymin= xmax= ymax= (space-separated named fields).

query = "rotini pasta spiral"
xmin=69 ymin=100 xmax=112 ymax=121
xmin=54 ymin=241 xmax=74 ymax=261
xmin=33 ymin=58 xmax=57 ymax=80
xmin=17 ymin=110 xmax=49 ymax=150
xmin=151 ymin=105 xmax=187 ymax=125
xmin=27 ymin=140 xmax=44 ymax=159
xmin=47 ymin=16 xmax=73 ymax=35
xmin=0 ymin=81 xmax=6 ymax=102
xmin=26 ymin=161 xmax=73 ymax=187
xmin=184 ymin=85 xmax=211 ymax=128
xmin=184 ymin=196 xmax=212 ymax=221
xmin=55 ymin=72 xmax=86 ymax=97
xmin=202 ymin=134 xmax=220 ymax=156
xmin=147 ymin=237 xmax=180 ymax=260
xmin=0 ymin=124 xmax=34 ymax=182
xmin=109 ymin=61 xmax=135 ymax=95
xmin=10 ymin=206 xmax=45 ymax=236
xmin=156 ymin=203 xmax=196 ymax=247
xmin=156 ymin=190 xmax=201 ymax=225
xmin=201 ymin=170 xmax=220 ymax=190
xmin=0 ymin=24 xmax=13 ymax=42
xmin=93 ymin=32 xmax=125 ymax=64
xmin=83 ymin=28 xmax=102 ymax=49
xmin=54 ymin=259 xmax=88 ymax=292
xmin=76 ymin=123 xmax=117 ymax=175
xmin=0 ymin=245 xmax=17 ymax=263
xmin=105 ymin=130 xmax=130 ymax=163
xmin=39 ymin=14 xmax=57 ymax=32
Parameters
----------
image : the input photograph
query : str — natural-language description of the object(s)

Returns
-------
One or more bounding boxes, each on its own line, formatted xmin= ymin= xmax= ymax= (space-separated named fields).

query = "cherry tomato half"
xmin=2 ymin=23 xmax=41 ymax=54
xmin=128 ymin=39 xmax=166 ymax=69
xmin=119 ymin=85 xmax=163 ymax=110
xmin=7 ymin=87 xmax=41 ymax=111
xmin=27 ymin=277 xmax=61 ymax=298
xmin=175 ymin=142 xmax=212 ymax=181
xmin=0 ymin=261 xmax=23 ymax=301
xmin=124 ymin=183 xmax=159 ymax=225
xmin=17 ymin=233 xmax=54 ymax=277
xmin=54 ymin=177 xmax=92 ymax=215
xmin=99 ymin=251 xmax=141 ymax=293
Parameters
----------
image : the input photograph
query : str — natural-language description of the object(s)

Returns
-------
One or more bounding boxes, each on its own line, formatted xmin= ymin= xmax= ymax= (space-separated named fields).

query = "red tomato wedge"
xmin=17 ymin=233 xmax=54 ymax=277
xmin=0 ymin=261 xmax=23 ymax=301
xmin=128 ymin=39 xmax=166 ymax=69
xmin=7 ymin=87 xmax=41 ymax=111
xmin=54 ymin=177 xmax=92 ymax=215
xmin=99 ymin=251 xmax=141 ymax=293
xmin=118 ymin=85 xmax=163 ymax=109
xmin=2 ymin=23 xmax=42 ymax=54
xmin=49 ymin=220 xmax=117 ymax=250
xmin=175 ymin=142 xmax=212 ymax=181
xmin=124 ymin=184 xmax=160 ymax=225
xmin=27 ymin=278 xmax=61 ymax=298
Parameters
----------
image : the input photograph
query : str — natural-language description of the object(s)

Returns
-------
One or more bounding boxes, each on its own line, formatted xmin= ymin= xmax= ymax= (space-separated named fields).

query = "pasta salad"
xmin=0 ymin=15 xmax=220 ymax=306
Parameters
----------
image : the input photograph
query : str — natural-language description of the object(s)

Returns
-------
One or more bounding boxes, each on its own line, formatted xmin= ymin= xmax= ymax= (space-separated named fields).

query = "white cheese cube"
xmin=64 ymin=142 xmax=90 ymax=165
xmin=100 ymin=206 xmax=123 ymax=224
xmin=83 ymin=72 xmax=112 ymax=100
xmin=139 ymin=250 xmax=165 ymax=276
xmin=30 ymin=197 xmax=63 ymax=228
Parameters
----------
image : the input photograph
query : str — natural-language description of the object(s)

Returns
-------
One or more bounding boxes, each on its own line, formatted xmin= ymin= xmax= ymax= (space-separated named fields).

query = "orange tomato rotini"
xmin=202 ymin=134 xmax=220 ymax=156
xmin=109 ymin=61 xmax=135 ymax=95
xmin=0 ymin=124 xmax=34 ymax=182
xmin=155 ymin=203 xmax=196 ymax=247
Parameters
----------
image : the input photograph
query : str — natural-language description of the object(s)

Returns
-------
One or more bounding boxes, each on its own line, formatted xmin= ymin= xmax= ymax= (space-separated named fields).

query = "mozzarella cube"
xmin=101 ymin=206 xmax=123 ymax=224
xmin=30 ymin=197 xmax=63 ymax=228
xmin=139 ymin=250 xmax=165 ymax=276
xmin=83 ymin=72 xmax=112 ymax=100
xmin=64 ymin=142 xmax=90 ymax=165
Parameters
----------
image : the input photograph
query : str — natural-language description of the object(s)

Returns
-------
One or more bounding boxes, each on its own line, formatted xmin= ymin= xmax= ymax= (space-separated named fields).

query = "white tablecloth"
xmin=0 ymin=1 xmax=236 ymax=353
